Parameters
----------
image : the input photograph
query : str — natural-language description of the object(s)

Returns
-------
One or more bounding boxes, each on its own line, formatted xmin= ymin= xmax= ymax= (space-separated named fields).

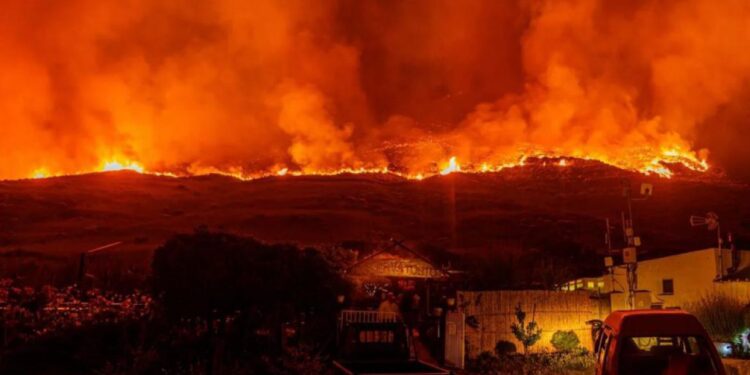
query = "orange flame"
xmin=23 ymin=144 xmax=710 ymax=182
xmin=1 ymin=0 xmax=746 ymax=184
xmin=440 ymin=157 xmax=461 ymax=175
xmin=100 ymin=160 xmax=144 ymax=173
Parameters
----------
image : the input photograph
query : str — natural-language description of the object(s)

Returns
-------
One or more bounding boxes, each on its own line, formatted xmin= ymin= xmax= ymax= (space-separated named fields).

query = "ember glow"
xmin=4 ymin=0 xmax=748 ymax=181
xmin=101 ymin=160 xmax=145 ymax=173
xmin=440 ymin=157 xmax=461 ymax=176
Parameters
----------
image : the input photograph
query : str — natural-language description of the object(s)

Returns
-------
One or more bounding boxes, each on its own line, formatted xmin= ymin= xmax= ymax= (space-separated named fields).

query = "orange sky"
xmin=1 ymin=0 xmax=749 ymax=180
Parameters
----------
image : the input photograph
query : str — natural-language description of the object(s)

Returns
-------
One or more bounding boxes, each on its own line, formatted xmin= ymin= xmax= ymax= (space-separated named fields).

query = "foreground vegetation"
xmin=0 ymin=230 xmax=619 ymax=374
xmin=468 ymin=349 xmax=595 ymax=375
xmin=1 ymin=231 xmax=349 ymax=374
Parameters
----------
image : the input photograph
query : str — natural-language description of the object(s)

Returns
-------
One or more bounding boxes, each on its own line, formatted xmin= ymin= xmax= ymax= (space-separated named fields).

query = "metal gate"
xmin=443 ymin=311 xmax=465 ymax=369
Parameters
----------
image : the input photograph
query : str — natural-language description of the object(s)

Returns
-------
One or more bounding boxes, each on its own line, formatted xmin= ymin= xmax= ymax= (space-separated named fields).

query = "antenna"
xmin=621 ymin=180 xmax=652 ymax=309
xmin=690 ymin=212 xmax=724 ymax=279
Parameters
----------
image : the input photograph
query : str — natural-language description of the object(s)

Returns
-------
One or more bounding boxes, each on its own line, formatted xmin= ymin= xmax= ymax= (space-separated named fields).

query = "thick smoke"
xmin=1 ymin=0 xmax=749 ymax=179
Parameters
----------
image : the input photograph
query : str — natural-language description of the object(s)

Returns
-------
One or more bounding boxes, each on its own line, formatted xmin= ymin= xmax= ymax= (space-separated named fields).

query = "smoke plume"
xmin=1 ymin=0 xmax=749 ymax=179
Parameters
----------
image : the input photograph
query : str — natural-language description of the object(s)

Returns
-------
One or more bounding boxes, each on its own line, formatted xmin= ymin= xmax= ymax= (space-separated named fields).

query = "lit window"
xmin=587 ymin=281 xmax=595 ymax=289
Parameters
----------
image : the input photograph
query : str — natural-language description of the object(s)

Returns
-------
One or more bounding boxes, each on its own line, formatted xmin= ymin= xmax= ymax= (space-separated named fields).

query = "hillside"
xmin=1 ymin=159 xmax=748 ymax=263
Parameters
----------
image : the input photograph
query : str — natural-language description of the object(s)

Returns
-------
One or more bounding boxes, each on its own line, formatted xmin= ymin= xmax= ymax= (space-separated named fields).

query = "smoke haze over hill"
xmin=2 ymin=0 xmax=749 ymax=179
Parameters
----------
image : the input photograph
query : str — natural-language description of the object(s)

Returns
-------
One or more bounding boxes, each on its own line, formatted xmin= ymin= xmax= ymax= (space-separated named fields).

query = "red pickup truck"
xmin=593 ymin=309 xmax=726 ymax=375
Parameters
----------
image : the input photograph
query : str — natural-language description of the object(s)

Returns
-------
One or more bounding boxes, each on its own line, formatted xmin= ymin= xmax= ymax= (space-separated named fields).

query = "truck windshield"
xmin=619 ymin=335 xmax=719 ymax=375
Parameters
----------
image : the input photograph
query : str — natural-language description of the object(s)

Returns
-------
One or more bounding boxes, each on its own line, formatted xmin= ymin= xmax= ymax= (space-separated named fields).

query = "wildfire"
xmin=100 ymin=160 xmax=145 ymax=173
xmin=31 ymin=168 xmax=50 ymax=179
xmin=3 ymin=0 xmax=747 ymax=186
xmin=23 ymin=147 xmax=709 ymax=182
xmin=440 ymin=157 xmax=461 ymax=175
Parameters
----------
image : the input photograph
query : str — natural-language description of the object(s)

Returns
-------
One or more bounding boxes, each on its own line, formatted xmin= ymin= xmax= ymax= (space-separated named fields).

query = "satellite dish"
xmin=706 ymin=212 xmax=719 ymax=231
xmin=689 ymin=213 xmax=719 ymax=231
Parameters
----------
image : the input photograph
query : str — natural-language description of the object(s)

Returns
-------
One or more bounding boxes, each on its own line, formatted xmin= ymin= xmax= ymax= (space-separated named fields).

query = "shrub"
xmin=550 ymin=330 xmax=580 ymax=352
xmin=495 ymin=340 xmax=517 ymax=356
xmin=510 ymin=303 xmax=542 ymax=354
xmin=469 ymin=349 xmax=595 ymax=375
xmin=527 ymin=349 xmax=594 ymax=374
xmin=470 ymin=351 xmax=501 ymax=374
xmin=687 ymin=292 xmax=747 ymax=343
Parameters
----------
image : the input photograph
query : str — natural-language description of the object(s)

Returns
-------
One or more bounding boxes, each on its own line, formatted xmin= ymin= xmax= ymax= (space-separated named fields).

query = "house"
xmin=344 ymin=240 xmax=453 ymax=313
xmin=601 ymin=248 xmax=750 ymax=311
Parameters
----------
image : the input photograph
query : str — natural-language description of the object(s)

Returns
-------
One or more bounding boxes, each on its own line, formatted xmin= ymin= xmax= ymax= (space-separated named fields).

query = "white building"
xmin=602 ymin=248 xmax=750 ymax=311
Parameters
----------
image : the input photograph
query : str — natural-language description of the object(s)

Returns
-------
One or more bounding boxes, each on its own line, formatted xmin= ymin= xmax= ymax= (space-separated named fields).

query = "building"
xmin=344 ymin=240 xmax=451 ymax=303
xmin=602 ymin=248 xmax=750 ymax=311
xmin=559 ymin=276 xmax=605 ymax=293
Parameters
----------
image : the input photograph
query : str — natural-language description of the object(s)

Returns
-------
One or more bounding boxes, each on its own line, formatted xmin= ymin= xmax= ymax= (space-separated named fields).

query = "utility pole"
xmin=603 ymin=218 xmax=615 ymax=295
xmin=621 ymin=180 xmax=652 ymax=309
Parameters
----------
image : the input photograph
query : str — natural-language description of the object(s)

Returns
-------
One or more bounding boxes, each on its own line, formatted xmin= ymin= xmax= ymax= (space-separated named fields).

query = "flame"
xmin=31 ymin=168 xmax=50 ymax=179
xmin=440 ymin=156 xmax=461 ymax=175
xmin=22 ymin=149 xmax=709 ymax=182
xmin=100 ymin=160 xmax=144 ymax=173
xmin=4 ymin=1 xmax=741 ymax=184
xmin=22 ymin=141 xmax=712 ymax=183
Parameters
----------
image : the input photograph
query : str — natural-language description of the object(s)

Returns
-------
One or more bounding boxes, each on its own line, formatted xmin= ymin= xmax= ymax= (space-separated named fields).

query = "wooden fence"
xmin=458 ymin=290 xmax=608 ymax=358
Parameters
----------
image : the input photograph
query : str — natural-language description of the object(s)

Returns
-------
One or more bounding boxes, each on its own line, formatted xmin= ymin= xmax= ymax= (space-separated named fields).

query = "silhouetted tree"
xmin=152 ymin=231 xmax=349 ymax=321
xmin=151 ymin=231 xmax=351 ymax=373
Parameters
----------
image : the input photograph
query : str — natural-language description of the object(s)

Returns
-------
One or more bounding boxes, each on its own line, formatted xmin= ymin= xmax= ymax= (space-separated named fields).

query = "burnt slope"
xmin=0 ymin=159 xmax=748 ymax=261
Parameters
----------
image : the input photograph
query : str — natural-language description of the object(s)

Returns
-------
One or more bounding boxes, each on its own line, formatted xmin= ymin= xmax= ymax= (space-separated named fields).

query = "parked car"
xmin=593 ymin=309 xmax=725 ymax=375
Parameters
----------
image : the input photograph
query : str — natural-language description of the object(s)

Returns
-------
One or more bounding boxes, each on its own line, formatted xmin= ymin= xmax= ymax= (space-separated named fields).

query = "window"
xmin=619 ymin=336 xmax=719 ymax=375
xmin=662 ymin=279 xmax=674 ymax=295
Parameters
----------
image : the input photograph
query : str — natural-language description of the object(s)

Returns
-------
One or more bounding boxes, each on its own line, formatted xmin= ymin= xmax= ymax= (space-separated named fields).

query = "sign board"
xmin=349 ymin=255 xmax=448 ymax=279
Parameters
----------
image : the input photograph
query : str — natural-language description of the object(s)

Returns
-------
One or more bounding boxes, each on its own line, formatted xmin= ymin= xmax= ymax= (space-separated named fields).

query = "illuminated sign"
xmin=351 ymin=256 xmax=447 ymax=279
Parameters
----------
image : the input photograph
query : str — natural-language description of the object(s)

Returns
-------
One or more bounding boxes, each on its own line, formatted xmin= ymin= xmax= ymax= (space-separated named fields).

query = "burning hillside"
xmin=0 ymin=158 xmax=746 ymax=260
xmin=3 ymin=0 xmax=750 ymax=181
